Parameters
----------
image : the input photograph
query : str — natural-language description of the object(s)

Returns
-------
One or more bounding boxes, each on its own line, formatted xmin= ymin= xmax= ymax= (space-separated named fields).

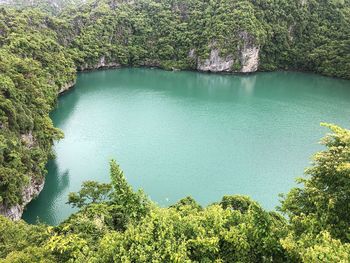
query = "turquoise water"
xmin=23 ymin=68 xmax=350 ymax=225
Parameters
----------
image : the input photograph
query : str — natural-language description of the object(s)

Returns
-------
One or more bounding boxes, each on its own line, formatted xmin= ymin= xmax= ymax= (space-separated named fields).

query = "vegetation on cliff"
xmin=1 ymin=0 xmax=349 ymax=210
xmin=0 ymin=8 xmax=75 ymax=208
xmin=0 ymin=0 xmax=349 ymax=261
xmin=1 ymin=0 xmax=349 ymax=209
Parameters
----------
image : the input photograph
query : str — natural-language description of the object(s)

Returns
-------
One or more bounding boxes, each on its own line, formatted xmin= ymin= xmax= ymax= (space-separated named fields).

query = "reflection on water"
xmin=52 ymin=84 xmax=81 ymax=129
xmin=22 ymin=160 xmax=72 ymax=224
xmin=23 ymin=68 xmax=350 ymax=225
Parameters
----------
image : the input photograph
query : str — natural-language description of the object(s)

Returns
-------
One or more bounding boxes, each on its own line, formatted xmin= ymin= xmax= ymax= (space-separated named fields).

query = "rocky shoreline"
xmin=0 ymin=177 xmax=44 ymax=221
xmin=0 ymin=37 xmax=261 ymax=221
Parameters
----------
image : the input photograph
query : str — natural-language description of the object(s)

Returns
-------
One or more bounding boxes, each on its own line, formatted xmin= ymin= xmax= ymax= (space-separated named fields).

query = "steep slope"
xmin=0 ymin=0 xmax=349 ymax=219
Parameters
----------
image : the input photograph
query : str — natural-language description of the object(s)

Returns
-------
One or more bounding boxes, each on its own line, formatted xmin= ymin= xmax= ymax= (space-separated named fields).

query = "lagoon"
xmin=23 ymin=68 xmax=350 ymax=225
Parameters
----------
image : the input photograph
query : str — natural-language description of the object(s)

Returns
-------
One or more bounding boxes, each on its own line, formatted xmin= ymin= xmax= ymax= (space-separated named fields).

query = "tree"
xmin=67 ymin=181 xmax=112 ymax=208
xmin=281 ymin=123 xmax=350 ymax=242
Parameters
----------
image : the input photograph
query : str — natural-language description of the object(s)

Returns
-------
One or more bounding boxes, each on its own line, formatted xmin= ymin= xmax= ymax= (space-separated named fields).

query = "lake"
xmin=23 ymin=68 xmax=350 ymax=225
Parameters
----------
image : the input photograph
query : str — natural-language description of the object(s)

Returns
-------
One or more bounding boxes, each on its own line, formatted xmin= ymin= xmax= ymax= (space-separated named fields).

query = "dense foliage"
xmin=55 ymin=0 xmax=350 ymax=76
xmin=1 ymin=125 xmax=350 ymax=262
xmin=0 ymin=0 xmax=349 ymax=261
xmin=1 ymin=0 xmax=349 ymax=209
xmin=0 ymin=7 xmax=75 ymax=207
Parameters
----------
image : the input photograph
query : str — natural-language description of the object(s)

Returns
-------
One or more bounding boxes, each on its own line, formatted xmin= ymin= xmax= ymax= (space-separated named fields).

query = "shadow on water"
xmin=22 ymin=73 xmax=99 ymax=225
xmin=51 ymin=85 xmax=81 ymax=128
xmin=22 ymin=68 xmax=350 ymax=225
xmin=22 ymin=77 xmax=82 ymax=224
xmin=22 ymin=160 xmax=71 ymax=224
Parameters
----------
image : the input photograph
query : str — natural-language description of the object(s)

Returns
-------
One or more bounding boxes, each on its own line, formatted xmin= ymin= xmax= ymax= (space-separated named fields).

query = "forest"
xmin=0 ymin=0 xmax=350 ymax=261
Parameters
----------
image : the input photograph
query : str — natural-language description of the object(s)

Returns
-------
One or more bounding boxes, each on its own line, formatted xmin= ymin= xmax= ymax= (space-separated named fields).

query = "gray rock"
xmin=197 ymin=49 xmax=234 ymax=72
xmin=78 ymin=56 xmax=120 ymax=71
xmin=194 ymin=31 xmax=260 ymax=73
xmin=21 ymin=131 xmax=35 ymax=148
xmin=240 ymin=46 xmax=259 ymax=73
xmin=0 ymin=177 xmax=44 ymax=220
xmin=59 ymin=80 xmax=76 ymax=94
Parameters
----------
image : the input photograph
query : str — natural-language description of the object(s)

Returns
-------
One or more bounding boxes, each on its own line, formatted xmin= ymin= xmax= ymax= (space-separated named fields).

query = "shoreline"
xmin=6 ymin=65 xmax=349 ymax=222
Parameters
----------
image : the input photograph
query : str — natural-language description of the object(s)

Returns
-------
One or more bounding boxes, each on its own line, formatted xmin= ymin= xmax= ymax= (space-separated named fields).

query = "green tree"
xmin=281 ymin=123 xmax=350 ymax=242
xmin=68 ymin=181 xmax=112 ymax=208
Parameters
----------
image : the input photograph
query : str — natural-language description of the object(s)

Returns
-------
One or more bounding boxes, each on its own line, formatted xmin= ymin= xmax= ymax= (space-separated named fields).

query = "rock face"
xmin=0 ymin=177 xmax=45 ymax=221
xmin=2 ymin=60 xmax=118 ymax=221
xmin=0 ymin=56 xmax=119 ymax=221
xmin=0 ymin=131 xmax=44 ymax=220
xmin=197 ymin=49 xmax=234 ymax=72
xmin=21 ymin=131 xmax=35 ymax=148
xmin=78 ymin=56 xmax=120 ymax=71
xmin=59 ymin=80 xmax=76 ymax=94
xmin=238 ymin=31 xmax=260 ymax=73
xmin=60 ymin=56 xmax=121 ymax=94
xmin=240 ymin=46 xmax=259 ymax=73
xmin=195 ymin=31 xmax=260 ymax=73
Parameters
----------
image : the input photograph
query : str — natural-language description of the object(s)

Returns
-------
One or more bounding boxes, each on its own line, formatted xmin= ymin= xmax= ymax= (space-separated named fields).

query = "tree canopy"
xmin=1 ymin=125 xmax=350 ymax=262
xmin=0 ymin=0 xmax=349 ymax=261
xmin=1 ymin=0 xmax=349 ymax=209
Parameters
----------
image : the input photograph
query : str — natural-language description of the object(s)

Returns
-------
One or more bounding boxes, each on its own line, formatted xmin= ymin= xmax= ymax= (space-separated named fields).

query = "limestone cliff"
xmin=78 ymin=56 xmax=120 ymax=71
xmin=0 ymin=131 xmax=45 ymax=220
xmin=195 ymin=32 xmax=260 ymax=73
xmin=0 ymin=177 xmax=44 ymax=221
xmin=60 ymin=56 xmax=121 ymax=93
xmin=197 ymin=49 xmax=234 ymax=72
xmin=238 ymin=31 xmax=260 ymax=73
xmin=0 ymin=79 xmax=75 ymax=221
xmin=59 ymin=80 xmax=76 ymax=94
xmin=0 ymin=77 xmax=75 ymax=221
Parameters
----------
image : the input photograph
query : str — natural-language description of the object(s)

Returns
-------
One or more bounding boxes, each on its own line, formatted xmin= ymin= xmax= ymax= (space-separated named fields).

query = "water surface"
xmin=23 ymin=68 xmax=350 ymax=225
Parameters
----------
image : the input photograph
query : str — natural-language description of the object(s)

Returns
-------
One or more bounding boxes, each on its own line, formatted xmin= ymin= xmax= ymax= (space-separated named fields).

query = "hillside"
xmin=0 ymin=0 xmax=349 ymax=261
xmin=1 ymin=0 xmax=349 ymax=218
